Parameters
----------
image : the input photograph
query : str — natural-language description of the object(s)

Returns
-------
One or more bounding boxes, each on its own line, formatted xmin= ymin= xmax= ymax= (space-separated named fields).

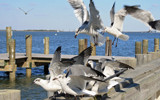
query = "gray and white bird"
xmin=67 ymin=0 xmax=106 ymax=46
xmin=104 ymin=2 xmax=129 ymax=47
xmin=18 ymin=8 xmax=33 ymax=15
xmin=124 ymin=5 xmax=160 ymax=32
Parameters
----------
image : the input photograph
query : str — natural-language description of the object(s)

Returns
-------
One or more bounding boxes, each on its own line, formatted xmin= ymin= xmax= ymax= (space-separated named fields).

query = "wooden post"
xmin=44 ymin=37 xmax=49 ymax=75
xmin=90 ymin=42 xmax=96 ymax=56
xmin=78 ymin=39 xmax=85 ymax=54
xmin=6 ymin=27 xmax=12 ymax=53
xmin=135 ymin=42 xmax=142 ymax=54
xmin=108 ymin=40 xmax=112 ymax=56
xmin=84 ymin=39 xmax=88 ymax=49
xmin=26 ymin=35 xmax=32 ymax=78
xmin=105 ymin=37 xmax=110 ymax=56
xmin=142 ymin=39 xmax=148 ymax=54
xmin=9 ymin=39 xmax=16 ymax=81
xmin=154 ymin=38 xmax=159 ymax=52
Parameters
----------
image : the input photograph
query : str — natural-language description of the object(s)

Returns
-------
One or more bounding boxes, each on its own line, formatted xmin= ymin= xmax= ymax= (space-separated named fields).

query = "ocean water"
xmin=0 ymin=31 xmax=160 ymax=100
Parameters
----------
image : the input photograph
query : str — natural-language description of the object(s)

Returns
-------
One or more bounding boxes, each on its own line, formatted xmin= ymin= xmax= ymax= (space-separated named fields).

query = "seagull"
xmin=103 ymin=2 xmax=129 ymax=47
xmin=18 ymin=8 xmax=33 ymax=15
xmin=34 ymin=78 xmax=62 ymax=95
xmin=67 ymin=0 xmax=106 ymax=46
xmin=124 ymin=5 xmax=155 ymax=32
xmin=48 ymin=46 xmax=93 ymax=79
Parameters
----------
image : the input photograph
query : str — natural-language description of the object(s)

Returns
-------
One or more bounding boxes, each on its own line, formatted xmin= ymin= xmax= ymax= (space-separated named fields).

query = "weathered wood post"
xmin=105 ymin=37 xmax=109 ymax=56
xmin=135 ymin=42 xmax=142 ymax=55
xmin=78 ymin=39 xmax=86 ymax=54
xmin=108 ymin=40 xmax=112 ymax=56
xmin=135 ymin=41 xmax=142 ymax=65
xmin=84 ymin=39 xmax=88 ymax=49
xmin=6 ymin=27 xmax=12 ymax=53
xmin=142 ymin=39 xmax=148 ymax=54
xmin=26 ymin=35 xmax=32 ymax=78
xmin=154 ymin=38 xmax=159 ymax=52
xmin=105 ymin=37 xmax=112 ymax=56
xmin=44 ymin=37 xmax=49 ymax=75
xmin=9 ymin=39 xmax=16 ymax=81
xmin=90 ymin=42 xmax=96 ymax=56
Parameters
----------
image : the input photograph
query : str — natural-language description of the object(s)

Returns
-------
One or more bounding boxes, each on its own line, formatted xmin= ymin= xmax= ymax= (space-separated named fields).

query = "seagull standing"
xmin=104 ymin=2 xmax=129 ymax=47
xmin=67 ymin=0 xmax=106 ymax=46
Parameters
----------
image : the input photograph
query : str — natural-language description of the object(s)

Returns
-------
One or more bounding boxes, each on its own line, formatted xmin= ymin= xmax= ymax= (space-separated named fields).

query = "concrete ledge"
xmin=0 ymin=89 xmax=21 ymax=100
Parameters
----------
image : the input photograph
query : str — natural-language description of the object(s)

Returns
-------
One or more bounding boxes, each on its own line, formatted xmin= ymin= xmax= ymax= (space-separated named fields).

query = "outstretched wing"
xmin=19 ymin=8 xmax=26 ymax=13
xmin=67 ymin=0 xmax=89 ymax=24
xmin=112 ymin=8 xmax=127 ymax=31
xmin=89 ymin=0 xmax=105 ymax=30
xmin=124 ymin=5 xmax=154 ymax=27
xmin=110 ymin=2 xmax=115 ymax=26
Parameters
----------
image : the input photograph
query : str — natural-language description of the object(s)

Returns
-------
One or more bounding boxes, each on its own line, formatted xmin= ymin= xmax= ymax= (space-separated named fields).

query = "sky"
xmin=0 ymin=0 xmax=160 ymax=31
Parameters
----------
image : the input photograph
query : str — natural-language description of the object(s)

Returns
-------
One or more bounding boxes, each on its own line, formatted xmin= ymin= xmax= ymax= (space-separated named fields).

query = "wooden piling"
xmin=154 ymin=38 xmax=159 ymax=52
xmin=135 ymin=42 xmax=142 ymax=55
xmin=44 ymin=37 xmax=49 ymax=75
xmin=6 ymin=27 xmax=12 ymax=53
xmin=90 ymin=42 xmax=96 ymax=56
xmin=26 ymin=35 xmax=32 ymax=78
xmin=78 ymin=39 xmax=85 ymax=54
xmin=108 ymin=40 xmax=112 ymax=56
xmin=142 ymin=39 xmax=148 ymax=54
xmin=84 ymin=39 xmax=88 ymax=49
xmin=105 ymin=37 xmax=110 ymax=56
xmin=9 ymin=39 xmax=16 ymax=81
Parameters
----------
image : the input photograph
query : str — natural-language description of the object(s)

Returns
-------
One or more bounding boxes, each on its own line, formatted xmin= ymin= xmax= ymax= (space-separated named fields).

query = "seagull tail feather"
xmin=118 ymin=34 xmax=129 ymax=41
xmin=90 ymin=34 xmax=106 ymax=46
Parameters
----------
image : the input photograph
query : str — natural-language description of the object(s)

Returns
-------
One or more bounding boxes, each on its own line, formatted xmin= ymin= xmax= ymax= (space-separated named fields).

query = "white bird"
xmin=67 ymin=0 xmax=106 ymax=46
xmin=34 ymin=78 xmax=62 ymax=98
xmin=124 ymin=5 xmax=160 ymax=32
xmin=104 ymin=2 xmax=129 ymax=47
xmin=18 ymin=8 xmax=33 ymax=15
xmin=56 ymin=74 xmax=97 ymax=97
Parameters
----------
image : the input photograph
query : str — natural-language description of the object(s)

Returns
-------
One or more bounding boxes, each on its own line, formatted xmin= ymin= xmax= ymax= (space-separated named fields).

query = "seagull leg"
xmin=112 ymin=37 xmax=116 ymax=45
xmin=94 ymin=35 xmax=98 ymax=46
xmin=115 ymin=38 xmax=118 ymax=47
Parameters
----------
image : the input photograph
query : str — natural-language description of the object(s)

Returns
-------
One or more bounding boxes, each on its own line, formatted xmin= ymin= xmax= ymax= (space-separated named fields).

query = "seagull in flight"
xmin=103 ymin=2 xmax=129 ymax=47
xmin=67 ymin=0 xmax=106 ymax=46
xmin=18 ymin=8 xmax=33 ymax=15
xmin=124 ymin=5 xmax=160 ymax=32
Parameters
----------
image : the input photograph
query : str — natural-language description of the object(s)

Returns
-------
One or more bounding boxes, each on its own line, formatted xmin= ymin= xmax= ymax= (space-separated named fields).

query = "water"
xmin=0 ymin=31 xmax=160 ymax=100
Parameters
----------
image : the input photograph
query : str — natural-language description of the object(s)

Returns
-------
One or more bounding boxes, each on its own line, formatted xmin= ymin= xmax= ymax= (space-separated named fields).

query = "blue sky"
xmin=0 ymin=0 xmax=160 ymax=31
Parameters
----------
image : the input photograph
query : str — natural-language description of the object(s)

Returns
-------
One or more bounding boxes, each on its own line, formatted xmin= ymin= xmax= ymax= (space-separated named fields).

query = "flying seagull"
xmin=124 ymin=5 xmax=160 ymax=32
xmin=18 ymin=8 xmax=33 ymax=15
xmin=67 ymin=0 xmax=106 ymax=46
xmin=103 ymin=2 xmax=129 ymax=47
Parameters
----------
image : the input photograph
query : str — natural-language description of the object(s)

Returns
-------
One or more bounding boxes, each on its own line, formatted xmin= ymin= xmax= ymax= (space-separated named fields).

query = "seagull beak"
xmin=75 ymin=34 xmax=77 ymax=38
xmin=75 ymin=32 xmax=79 ymax=38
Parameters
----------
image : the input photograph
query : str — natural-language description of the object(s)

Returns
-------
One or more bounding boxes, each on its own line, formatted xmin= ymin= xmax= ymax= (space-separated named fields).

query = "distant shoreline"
xmin=0 ymin=30 xmax=159 ymax=33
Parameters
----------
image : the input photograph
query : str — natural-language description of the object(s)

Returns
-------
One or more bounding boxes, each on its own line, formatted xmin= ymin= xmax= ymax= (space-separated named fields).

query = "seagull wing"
xmin=112 ymin=8 xmax=127 ymax=31
xmin=49 ymin=46 xmax=62 ymax=77
xmin=71 ymin=46 xmax=92 ymax=65
xmin=110 ymin=2 xmax=115 ymax=26
xmin=124 ymin=5 xmax=154 ymax=26
xmin=26 ymin=8 xmax=33 ymax=13
xmin=67 ymin=0 xmax=89 ymax=24
xmin=89 ymin=0 xmax=105 ymax=30
xmin=19 ymin=8 xmax=26 ymax=13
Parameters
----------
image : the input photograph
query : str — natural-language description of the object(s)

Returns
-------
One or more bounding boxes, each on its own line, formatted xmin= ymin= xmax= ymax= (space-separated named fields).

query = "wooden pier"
xmin=1 ymin=27 xmax=160 ymax=100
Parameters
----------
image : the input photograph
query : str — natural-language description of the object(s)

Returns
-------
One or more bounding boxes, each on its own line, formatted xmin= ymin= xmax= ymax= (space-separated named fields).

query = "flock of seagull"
xmin=34 ymin=46 xmax=134 ymax=99
xmin=67 ymin=0 xmax=160 ymax=47
xmin=33 ymin=0 xmax=160 ymax=99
